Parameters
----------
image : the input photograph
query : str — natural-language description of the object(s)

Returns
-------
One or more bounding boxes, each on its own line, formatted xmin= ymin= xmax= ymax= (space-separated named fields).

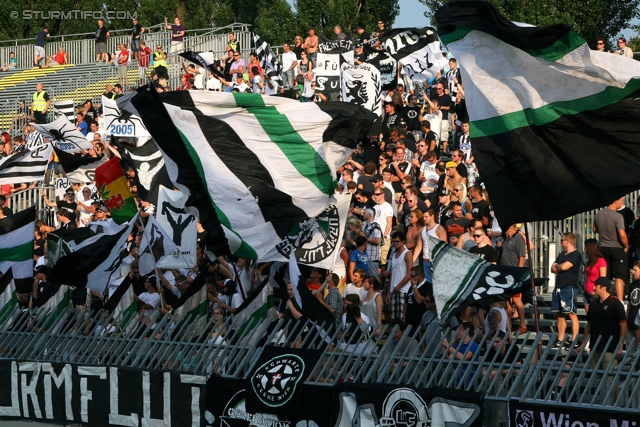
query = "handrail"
xmin=0 ymin=22 xmax=252 ymax=47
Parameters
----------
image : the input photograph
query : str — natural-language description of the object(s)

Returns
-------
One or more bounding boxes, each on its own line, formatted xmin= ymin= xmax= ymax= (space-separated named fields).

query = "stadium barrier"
xmin=0 ymin=302 xmax=639 ymax=426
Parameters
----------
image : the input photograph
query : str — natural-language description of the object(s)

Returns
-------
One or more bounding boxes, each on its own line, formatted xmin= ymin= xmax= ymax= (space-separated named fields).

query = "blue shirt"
xmin=77 ymin=121 xmax=88 ymax=136
xmin=349 ymin=248 xmax=369 ymax=272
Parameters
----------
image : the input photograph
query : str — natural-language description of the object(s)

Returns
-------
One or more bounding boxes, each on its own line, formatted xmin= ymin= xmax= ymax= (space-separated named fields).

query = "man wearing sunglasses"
xmin=468 ymin=227 xmax=497 ymax=264
xmin=229 ymin=51 xmax=246 ymax=80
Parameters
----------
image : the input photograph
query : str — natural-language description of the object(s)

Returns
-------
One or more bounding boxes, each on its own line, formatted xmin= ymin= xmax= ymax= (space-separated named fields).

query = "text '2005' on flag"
xmin=129 ymin=89 xmax=375 ymax=260
xmin=436 ymin=0 xmax=640 ymax=224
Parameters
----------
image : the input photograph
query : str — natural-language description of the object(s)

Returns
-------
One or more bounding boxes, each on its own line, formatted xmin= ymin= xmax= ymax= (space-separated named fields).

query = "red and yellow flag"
xmin=95 ymin=157 xmax=137 ymax=224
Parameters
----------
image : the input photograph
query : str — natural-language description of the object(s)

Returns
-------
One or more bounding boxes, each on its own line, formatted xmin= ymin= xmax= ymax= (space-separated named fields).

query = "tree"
xmin=419 ymin=0 xmax=640 ymax=47
xmin=254 ymin=0 xmax=298 ymax=45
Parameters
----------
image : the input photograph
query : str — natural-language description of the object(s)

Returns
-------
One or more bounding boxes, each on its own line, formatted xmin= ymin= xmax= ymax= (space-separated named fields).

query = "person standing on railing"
xmin=33 ymin=27 xmax=49 ymax=67
xmin=131 ymin=18 xmax=145 ymax=60
xmin=95 ymin=19 xmax=110 ymax=65
xmin=31 ymin=83 xmax=50 ymax=124
xmin=165 ymin=17 xmax=185 ymax=63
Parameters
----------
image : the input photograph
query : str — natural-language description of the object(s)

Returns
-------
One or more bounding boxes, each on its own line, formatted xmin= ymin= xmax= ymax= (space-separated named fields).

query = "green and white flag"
xmin=172 ymin=270 xmax=209 ymax=340
xmin=103 ymin=277 xmax=138 ymax=336
xmin=435 ymin=0 xmax=640 ymax=225
xmin=0 ymin=206 xmax=35 ymax=279
xmin=33 ymin=282 xmax=72 ymax=330
xmin=0 ymin=269 xmax=17 ymax=330
xmin=233 ymin=277 xmax=278 ymax=345
xmin=130 ymin=90 xmax=375 ymax=259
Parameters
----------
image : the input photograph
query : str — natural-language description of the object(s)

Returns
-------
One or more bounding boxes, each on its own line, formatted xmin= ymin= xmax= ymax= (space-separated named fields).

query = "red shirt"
xmin=118 ymin=50 xmax=129 ymax=65
xmin=139 ymin=47 xmax=151 ymax=67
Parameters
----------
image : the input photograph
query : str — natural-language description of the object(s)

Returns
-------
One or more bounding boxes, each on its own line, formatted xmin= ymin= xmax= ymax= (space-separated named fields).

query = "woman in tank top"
xmin=362 ymin=277 xmax=383 ymax=334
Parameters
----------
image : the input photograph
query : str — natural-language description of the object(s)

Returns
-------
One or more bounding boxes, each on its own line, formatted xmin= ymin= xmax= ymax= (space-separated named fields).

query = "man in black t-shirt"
xmin=404 ymin=266 xmax=430 ymax=336
xmin=95 ymin=19 xmax=110 ymax=64
xmin=578 ymin=277 xmax=627 ymax=367
xmin=467 ymin=184 xmax=491 ymax=227
xmin=550 ymin=233 xmax=582 ymax=349
xmin=469 ymin=227 xmax=497 ymax=263
xmin=627 ymin=261 xmax=640 ymax=351
xmin=34 ymin=27 xmax=49 ymax=67
xmin=131 ymin=18 xmax=145 ymax=59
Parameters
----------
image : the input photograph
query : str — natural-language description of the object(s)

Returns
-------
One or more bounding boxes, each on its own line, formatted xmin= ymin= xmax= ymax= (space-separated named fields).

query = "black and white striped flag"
xmin=0 ymin=143 xmax=52 ymax=184
xmin=53 ymin=100 xmax=75 ymax=121
xmin=179 ymin=51 xmax=224 ymax=79
xmin=253 ymin=33 xmax=282 ymax=77
xmin=130 ymin=89 xmax=376 ymax=259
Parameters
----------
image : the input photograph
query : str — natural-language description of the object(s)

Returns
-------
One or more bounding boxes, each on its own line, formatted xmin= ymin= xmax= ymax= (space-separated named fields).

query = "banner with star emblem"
xmin=429 ymin=236 xmax=542 ymax=322
xmin=245 ymin=346 xmax=323 ymax=418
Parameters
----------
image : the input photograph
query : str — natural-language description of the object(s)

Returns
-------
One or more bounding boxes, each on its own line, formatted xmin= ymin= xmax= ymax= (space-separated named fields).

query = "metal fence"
xmin=2 ymin=303 xmax=640 ymax=418
xmin=0 ymin=23 xmax=253 ymax=69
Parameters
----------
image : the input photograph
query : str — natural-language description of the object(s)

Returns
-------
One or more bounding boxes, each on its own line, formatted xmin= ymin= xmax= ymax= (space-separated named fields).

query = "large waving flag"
xmin=119 ymin=139 xmax=173 ymax=206
xmin=49 ymin=213 xmax=138 ymax=292
xmin=95 ymin=157 xmax=137 ymax=225
xmin=0 ymin=206 xmax=35 ymax=279
xmin=429 ymin=236 xmax=540 ymax=322
xmin=54 ymin=148 xmax=108 ymax=183
xmin=0 ymin=143 xmax=51 ymax=185
xmin=253 ymin=33 xmax=283 ymax=77
xmin=130 ymin=89 xmax=375 ymax=259
xmin=378 ymin=28 xmax=448 ymax=83
xmin=435 ymin=0 xmax=640 ymax=224
xmin=31 ymin=116 xmax=93 ymax=153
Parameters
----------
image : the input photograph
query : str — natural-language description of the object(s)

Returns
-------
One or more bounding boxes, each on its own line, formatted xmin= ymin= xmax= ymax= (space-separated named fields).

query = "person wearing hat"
xmin=550 ymin=233 xmax=582 ymax=348
xmin=354 ymin=43 xmax=366 ymax=65
xmin=444 ymin=160 xmax=466 ymax=195
xmin=577 ymin=276 xmax=627 ymax=367
xmin=436 ymin=187 xmax=453 ymax=226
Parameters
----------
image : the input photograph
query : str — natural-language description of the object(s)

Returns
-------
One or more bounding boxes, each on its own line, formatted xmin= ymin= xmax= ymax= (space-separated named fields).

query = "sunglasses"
xmin=373 ymin=193 xmax=383 ymax=196
xmin=473 ymin=234 xmax=484 ymax=238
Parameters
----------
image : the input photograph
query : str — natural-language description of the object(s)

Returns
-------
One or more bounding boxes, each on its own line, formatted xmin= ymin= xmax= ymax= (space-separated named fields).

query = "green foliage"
xmin=419 ymin=0 xmax=640 ymax=46
xmin=0 ymin=0 xmax=400 ymax=43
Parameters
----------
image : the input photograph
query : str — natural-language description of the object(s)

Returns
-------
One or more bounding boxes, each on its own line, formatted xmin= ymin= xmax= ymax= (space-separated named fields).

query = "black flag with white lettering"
xmin=379 ymin=28 xmax=448 ymax=83
xmin=364 ymin=45 xmax=398 ymax=91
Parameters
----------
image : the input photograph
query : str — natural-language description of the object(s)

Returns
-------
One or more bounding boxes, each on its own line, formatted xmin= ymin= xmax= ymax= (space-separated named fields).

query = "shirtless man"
xmin=303 ymin=28 xmax=319 ymax=65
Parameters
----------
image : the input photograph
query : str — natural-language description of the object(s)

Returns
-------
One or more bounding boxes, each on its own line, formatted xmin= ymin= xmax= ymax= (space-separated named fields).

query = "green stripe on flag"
xmin=470 ymin=78 xmax=640 ymax=138
xmin=176 ymin=129 xmax=258 ymax=260
xmin=235 ymin=295 xmax=275 ymax=339
xmin=441 ymin=27 xmax=584 ymax=62
xmin=441 ymin=258 xmax=484 ymax=316
xmin=232 ymin=92 xmax=335 ymax=195
xmin=0 ymin=241 xmax=33 ymax=262
xmin=0 ymin=292 xmax=17 ymax=325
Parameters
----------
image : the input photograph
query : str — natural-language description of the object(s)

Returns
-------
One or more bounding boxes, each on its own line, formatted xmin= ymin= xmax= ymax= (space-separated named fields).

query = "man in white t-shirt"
xmin=137 ymin=275 xmax=161 ymax=319
xmin=373 ymin=188 xmax=393 ymax=266
xmin=264 ymin=73 xmax=280 ymax=95
xmin=251 ymin=66 xmax=264 ymax=93
xmin=206 ymin=72 xmax=222 ymax=91
xmin=281 ymin=43 xmax=297 ymax=90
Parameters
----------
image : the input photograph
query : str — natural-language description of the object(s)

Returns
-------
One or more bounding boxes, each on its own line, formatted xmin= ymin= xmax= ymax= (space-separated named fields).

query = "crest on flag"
xmin=341 ymin=63 xmax=382 ymax=116
xmin=156 ymin=186 xmax=198 ymax=269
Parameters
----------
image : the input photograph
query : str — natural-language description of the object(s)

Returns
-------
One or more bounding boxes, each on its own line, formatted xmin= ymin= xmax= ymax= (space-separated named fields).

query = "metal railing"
xmin=528 ymin=191 xmax=640 ymax=282
xmin=0 ymin=23 xmax=252 ymax=68
xmin=2 ymin=302 xmax=639 ymax=420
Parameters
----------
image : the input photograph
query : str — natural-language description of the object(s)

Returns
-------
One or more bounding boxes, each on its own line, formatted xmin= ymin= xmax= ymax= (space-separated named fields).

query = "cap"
xmin=97 ymin=205 xmax=109 ymax=213
xmin=385 ymin=144 xmax=396 ymax=152
xmin=594 ymin=277 xmax=612 ymax=289
xmin=438 ymin=187 xmax=450 ymax=197
xmin=445 ymin=161 xmax=457 ymax=169
xmin=370 ymin=174 xmax=383 ymax=182
xmin=146 ymin=275 xmax=157 ymax=286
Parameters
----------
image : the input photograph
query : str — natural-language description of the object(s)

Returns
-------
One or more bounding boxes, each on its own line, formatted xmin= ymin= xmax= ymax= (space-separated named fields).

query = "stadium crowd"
xmin=1 ymin=18 xmax=640 ymax=385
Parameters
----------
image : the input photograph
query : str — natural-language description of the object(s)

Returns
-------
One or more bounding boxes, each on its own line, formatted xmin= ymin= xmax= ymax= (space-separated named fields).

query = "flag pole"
xmin=137 ymin=212 xmax=164 ymax=309
xmin=523 ymin=222 xmax=542 ymax=356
